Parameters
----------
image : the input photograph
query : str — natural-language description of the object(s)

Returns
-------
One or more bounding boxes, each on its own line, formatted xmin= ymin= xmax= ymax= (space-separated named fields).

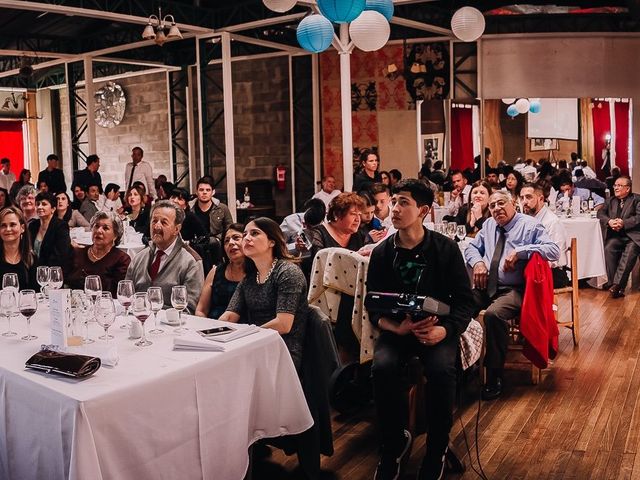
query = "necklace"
xmin=256 ymin=259 xmax=278 ymax=285
xmin=88 ymin=246 xmax=109 ymax=262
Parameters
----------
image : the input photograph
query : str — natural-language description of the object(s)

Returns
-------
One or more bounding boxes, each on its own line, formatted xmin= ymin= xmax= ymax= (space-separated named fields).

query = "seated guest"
xmin=28 ymin=192 xmax=72 ymax=272
xmin=371 ymin=182 xmax=393 ymax=229
xmin=0 ymin=206 xmax=38 ymax=290
xmin=157 ymin=181 xmax=175 ymax=201
xmin=79 ymin=185 xmax=101 ymax=222
xmin=388 ymin=168 xmax=402 ymax=187
xmin=520 ymin=182 xmax=569 ymax=288
xmin=71 ymin=184 xmax=87 ymax=210
xmin=280 ymin=198 xmax=326 ymax=244
xmin=454 ymin=180 xmax=493 ymax=236
xmin=16 ymin=185 xmax=38 ymax=222
xmin=101 ymin=183 xmax=123 ymax=214
xmin=597 ymin=176 xmax=640 ymax=298
xmin=37 ymin=180 xmax=49 ymax=193
xmin=446 ymin=170 xmax=472 ymax=216
xmin=195 ymin=223 xmax=246 ymax=319
xmin=605 ymin=166 xmax=621 ymax=192
xmin=0 ymin=187 xmax=11 ymax=209
xmin=380 ymin=171 xmax=390 ymax=186
xmin=126 ymin=201 xmax=204 ymax=311
xmin=312 ymin=175 xmax=341 ymax=210
xmin=169 ymin=187 xmax=208 ymax=242
xmin=485 ymin=168 xmax=500 ymax=189
xmin=358 ymin=191 xmax=387 ymax=243
xmin=10 ymin=169 xmax=32 ymax=202
xmin=67 ymin=211 xmax=131 ymax=296
xmin=124 ymin=185 xmax=151 ymax=235
xmin=56 ymin=192 xmax=90 ymax=228
xmin=556 ymin=177 xmax=604 ymax=211
xmin=503 ymin=171 xmax=524 ymax=203
xmin=574 ymin=168 xmax=607 ymax=194
xmin=154 ymin=174 xmax=168 ymax=195
xmin=132 ymin=181 xmax=153 ymax=208
xmin=464 ymin=190 xmax=559 ymax=400
xmin=219 ymin=218 xmax=308 ymax=371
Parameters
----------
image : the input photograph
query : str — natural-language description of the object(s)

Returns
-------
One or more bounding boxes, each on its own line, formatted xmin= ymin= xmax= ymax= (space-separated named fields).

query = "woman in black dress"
xmin=27 ymin=192 xmax=72 ymax=273
xmin=353 ymin=149 xmax=382 ymax=192
xmin=0 ymin=206 xmax=37 ymax=290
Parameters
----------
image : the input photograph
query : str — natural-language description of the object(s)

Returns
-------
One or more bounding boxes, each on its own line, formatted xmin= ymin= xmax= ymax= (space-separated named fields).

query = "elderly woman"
xmin=67 ymin=211 xmax=131 ymax=296
xmin=219 ymin=217 xmax=308 ymax=371
xmin=56 ymin=192 xmax=90 ymax=228
xmin=16 ymin=184 xmax=37 ymax=222
xmin=195 ymin=223 xmax=246 ymax=319
xmin=455 ymin=180 xmax=493 ymax=236
xmin=0 ymin=206 xmax=37 ymax=290
xmin=28 ymin=192 xmax=72 ymax=271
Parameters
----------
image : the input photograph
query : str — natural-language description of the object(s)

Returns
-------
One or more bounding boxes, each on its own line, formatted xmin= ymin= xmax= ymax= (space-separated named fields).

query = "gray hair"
xmin=490 ymin=190 xmax=513 ymax=204
xmin=16 ymin=185 xmax=37 ymax=204
xmin=90 ymin=211 xmax=124 ymax=245
xmin=150 ymin=200 xmax=185 ymax=225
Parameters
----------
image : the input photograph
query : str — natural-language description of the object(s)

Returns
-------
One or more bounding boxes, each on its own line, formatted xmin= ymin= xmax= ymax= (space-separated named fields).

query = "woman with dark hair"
xmin=170 ymin=187 xmax=207 ymax=242
xmin=0 ymin=206 xmax=38 ymax=289
xmin=353 ymin=149 xmax=382 ymax=192
xmin=124 ymin=185 xmax=150 ymax=235
xmin=219 ymin=217 xmax=308 ymax=370
xmin=56 ymin=192 xmax=90 ymax=228
xmin=28 ymin=192 xmax=72 ymax=271
xmin=454 ymin=180 xmax=493 ymax=236
xmin=503 ymin=170 xmax=525 ymax=211
xmin=195 ymin=223 xmax=246 ymax=319
xmin=380 ymin=171 xmax=390 ymax=186
xmin=9 ymin=169 xmax=32 ymax=201
xmin=0 ymin=187 xmax=11 ymax=209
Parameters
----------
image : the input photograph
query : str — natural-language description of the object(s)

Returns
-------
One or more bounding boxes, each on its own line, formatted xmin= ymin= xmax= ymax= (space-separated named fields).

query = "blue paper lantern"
xmin=297 ymin=15 xmax=335 ymax=53
xmin=529 ymin=100 xmax=541 ymax=114
xmin=507 ymin=104 xmax=519 ymax=117
xmin=365 ymin=0 xmax=394 ymax=21
xmin=318 ymin=0 xmax=366 ymax=24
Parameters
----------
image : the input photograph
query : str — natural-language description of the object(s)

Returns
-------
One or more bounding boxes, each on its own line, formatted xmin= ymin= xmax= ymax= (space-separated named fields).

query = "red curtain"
xmin=450 ymin=107 xmax=474 ymax=171
xmin=591 ymin=101 xmax=611 ymax=180
xmin=0 ymin=121 xmax=24 ymax=178
xmin=614 ymin=102 xmax=630 ymax=177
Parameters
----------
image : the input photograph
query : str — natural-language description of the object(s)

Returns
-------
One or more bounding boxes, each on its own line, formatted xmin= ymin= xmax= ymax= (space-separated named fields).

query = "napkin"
xmin=173 ymin=331 xmax=226 ymax=352
xmin=66 ymin=343 xmax=119 ymax=367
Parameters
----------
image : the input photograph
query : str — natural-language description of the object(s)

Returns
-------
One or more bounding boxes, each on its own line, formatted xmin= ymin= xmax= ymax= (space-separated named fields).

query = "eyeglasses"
xmin=488 ymin=200 xmax=508 ymax=210
xmin=613 ymin=184 xmax=630 ymax=188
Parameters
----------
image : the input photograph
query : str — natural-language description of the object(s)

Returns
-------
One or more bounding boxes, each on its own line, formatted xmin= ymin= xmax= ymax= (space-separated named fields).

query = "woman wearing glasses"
xmin=0 ymin=207 xmax=38 ymax=289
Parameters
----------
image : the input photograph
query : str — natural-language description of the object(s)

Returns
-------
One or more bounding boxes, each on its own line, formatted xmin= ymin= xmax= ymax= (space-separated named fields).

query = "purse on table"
xmin=25 ymin=349 xmax=101 ymax=378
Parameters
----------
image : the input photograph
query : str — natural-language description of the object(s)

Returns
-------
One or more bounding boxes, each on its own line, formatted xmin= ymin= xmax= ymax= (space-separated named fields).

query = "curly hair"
xmin=327 ymin=192 xmax=365 ymax=223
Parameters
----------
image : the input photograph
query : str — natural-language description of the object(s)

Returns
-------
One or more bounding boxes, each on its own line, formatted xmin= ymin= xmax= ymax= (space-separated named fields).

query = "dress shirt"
xmin=156 ymin=236 xmax=178 ymax=272
xmin=0 ymin=171 xmax=16 ymax=191
xmin=534 ymin=206 xmax=567 ymax=267
xmin=280 ymin=212 xmax=304 ymax=243
xmin=312 ymin=189 xmax=341 ymax=210
xmin=555 ymin=187 xmax=604 ymax=210
xmin=101 ymin=197 xmax=123 ymax=213
xmin=124 ymin=160 xmax=157 ymax=198
xmin=447 ymin=184 xmax=472 ymax=216
xmin=464 ymin=213 xmax=560 ymax=288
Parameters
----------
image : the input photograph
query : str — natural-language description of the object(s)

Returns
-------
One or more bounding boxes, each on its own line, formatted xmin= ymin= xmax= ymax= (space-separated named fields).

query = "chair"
xmin=554 ymin=237 xmax=579 ymax=346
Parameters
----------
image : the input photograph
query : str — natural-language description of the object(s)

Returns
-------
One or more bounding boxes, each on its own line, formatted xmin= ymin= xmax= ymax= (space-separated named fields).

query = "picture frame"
xmin=422 ymin=133 xmax=445 ymax=164
xmin=530 ymin=138 xmax=559 ymax=151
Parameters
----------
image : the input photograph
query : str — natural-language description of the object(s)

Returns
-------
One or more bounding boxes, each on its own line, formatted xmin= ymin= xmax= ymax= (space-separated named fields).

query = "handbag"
xmin=25 ymin=349 xmax=101 ymax=378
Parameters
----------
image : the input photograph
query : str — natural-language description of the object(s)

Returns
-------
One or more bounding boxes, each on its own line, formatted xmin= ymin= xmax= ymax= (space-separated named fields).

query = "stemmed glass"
xmin=3 ymin=272 xmax=19 ymax=291
xmin=36 ymin=266 xmax=50 ymax=300
xmin=456 ymin=225 xmax=466 ymax=242
xmin=147 ymin=287 xmax=164 ymax=334
xmin=73 ymin=290 xmax=94 ymax=344
xmin=117 ymin=280 xmax=135 ymax=329
xmin=95 ymin=292 xmax=116 ymax=341
xmin=171 ymin=285 xmax=188 ymax=334
xmin=1 ymin=289 xmax=17 ymax=337
xmin=48 ymin=267 xmax=63 ymax=290
xmin=19 ymin=289 xmax=38 ymax=341
xmin=132 ymin=292 xmax=153 ymax=347
xmin=84 ymin=276 xmax=102 ymax=306
xmin=446 ymin=222 xmax=457 ymax=240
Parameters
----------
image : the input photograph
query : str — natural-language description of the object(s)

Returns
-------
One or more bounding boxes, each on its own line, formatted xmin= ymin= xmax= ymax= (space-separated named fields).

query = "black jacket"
xmin=28 ymin=216 xmax=73 ymax=273
xmin=367 ymin=227 xmax=475 ymax=340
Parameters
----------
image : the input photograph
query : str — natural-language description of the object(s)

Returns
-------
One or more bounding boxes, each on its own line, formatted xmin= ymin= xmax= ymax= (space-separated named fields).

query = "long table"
xmin=559 ymin=216 xmax=606 ymax=279
xmin=0 ymin=309 xmax=313 ymax=480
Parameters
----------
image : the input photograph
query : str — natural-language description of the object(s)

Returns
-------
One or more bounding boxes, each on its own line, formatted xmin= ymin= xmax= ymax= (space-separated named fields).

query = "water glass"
xmin=36 ymin=266 xmax=50 ymax=300
xmin=73 ymin=290 xmax=94 ymax=344
xmin=1 ymin=289 xmax=17 ymax=337
xmin=84 ymin=275 xmax=102 ymax=305
xmin=171 ymin=285 xmax=188 ymax=334
xmin=19 ymin=289 xmax=38 ymax=341
xmin=2 ymin=273 xmax=19 ymax=291
xmin=132 ymin=292 xmax=153 ymax=347
xmin=49 ymin=267 xmax=63 ymax=290
xmin=117 ymin=280 xmax=135 ymax=329
xmin=446 ymin=222 xmax=457 ymax=239
xmin=95 ymin=292 xmax=116 ymax=341
xmin=148 ymin=287 xmax=164 ymax=334
xmin=456 ymin=225 xmax=466 ymax=242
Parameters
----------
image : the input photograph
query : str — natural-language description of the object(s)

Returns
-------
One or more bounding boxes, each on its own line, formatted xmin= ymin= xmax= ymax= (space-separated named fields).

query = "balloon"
xmin=451 ymin=7 xmax=485 ymax=42
xmin=515 ymin=98 xmax=530 ymax=114
xmin=297 ymin=15 xmax=335 ymax=53
xmin=507 ymin=104 xmax=519 ymax=117
xmin=349 ymin=10 xmax=390 ymax=52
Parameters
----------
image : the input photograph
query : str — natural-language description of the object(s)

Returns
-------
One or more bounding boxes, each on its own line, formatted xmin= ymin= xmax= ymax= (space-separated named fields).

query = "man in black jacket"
xmin=368 ymin=179 xmax=475 ymax=480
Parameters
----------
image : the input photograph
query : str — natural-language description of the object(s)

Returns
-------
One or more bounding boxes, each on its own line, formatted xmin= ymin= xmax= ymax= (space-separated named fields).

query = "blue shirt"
xmin=464 ymin=213 xmax=560 ymax=287
xmin=555 ymin=187 xmax=604 ymax=210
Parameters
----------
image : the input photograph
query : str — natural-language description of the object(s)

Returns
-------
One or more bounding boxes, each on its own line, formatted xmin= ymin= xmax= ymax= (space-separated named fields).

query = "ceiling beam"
xmin=390 ymin=16 xmax=452 ymax=36
xmin=0 ymin=49 xmax=75 ymax=59
xmin=218 ymin=12 xmax=306 ymax=33
xmin=230 ymin=33 xmax=307 ymax=55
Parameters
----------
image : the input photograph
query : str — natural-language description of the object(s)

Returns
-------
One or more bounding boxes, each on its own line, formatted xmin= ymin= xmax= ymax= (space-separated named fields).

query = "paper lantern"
xmin=263 ymin=0 xmax=297 ymax=12
xmin=364 ymin=0 xmax=394 ymax=20
xmin=507 ymin=104 xmax=519 ymax=117
xmin=515 ymin=98 xmax=530 ymax=114
xmin=349 ymin=10 xmax=390 ymax=52
xmin=501 ymin=98 xmax=516 ymax=105
xmin=297 ymin=15 xmax=335 ymax=53
xmin=451 ymin=7 xmax=485 ymax=42
xmin=318 ymin=0 xmax=366 ymax=23
xmin=529 ymin=100 xmax=541 ymax=114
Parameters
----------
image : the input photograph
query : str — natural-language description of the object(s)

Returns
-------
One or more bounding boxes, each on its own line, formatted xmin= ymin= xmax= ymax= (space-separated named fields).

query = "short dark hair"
xmin=392 ymin=178 xmax=434 ymax=208
xmin=303 ymin=199 xmax=326 ymax=227
xmin=197 ymin=176 xmax=215 ymax=189
xmin=104 ymin=183 xmax=120 ymax=195
xmin=132 ymin=146 xmax=144 ymax=156
xmin=521 ymin=182 xmax=545 ymax=196
xmin=486 ymin=168 xmax=498 ymax=176
xmin=574 ymin=168 xmax=584 ymax=178
xmin=450 ymin=169 xmax=464 ymax=178
xmin=370 ymin=182 xmax=391 ymax=196
xmin=46 ymin=154 xmax=59 ymax=162
xmin=132 ymin=181 xmax=146 ymax=193
xmin=389 ymin=169 xmax=402 ymax=181
xmin=359 ymin=148 xmax=378 ymax=165
xmin=86 ymin=154 xmax=100 ymax=166
xmin=0 ymin=158 xmax=9 ymax=165
xmin=170 ymin=187 xmax=192 ymax=203
xmin=35 ymin=191 xmax=57 ymax=208
xmin=74 ymin=184 xmax=87 ymax=193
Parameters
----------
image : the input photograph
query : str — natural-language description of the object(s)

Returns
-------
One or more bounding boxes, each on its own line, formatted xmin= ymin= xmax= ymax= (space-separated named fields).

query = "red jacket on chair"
xmin=520 ymin=253 xmax=558 ymax=368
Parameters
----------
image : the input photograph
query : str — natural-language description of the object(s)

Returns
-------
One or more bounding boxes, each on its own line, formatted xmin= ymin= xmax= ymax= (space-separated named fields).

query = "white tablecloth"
xmin=0 ymin=310 xmax=313 ymax=480
xmin=559 ymin=216 xmax=606 ymax=279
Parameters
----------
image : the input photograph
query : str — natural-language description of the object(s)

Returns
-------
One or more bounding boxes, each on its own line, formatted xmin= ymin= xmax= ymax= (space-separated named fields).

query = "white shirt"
xmin=0 ymin=171 xmax=15 ymax=191
xmin=447 ymin=184 xmax=472 ymax=216
xmin=312 ymin=189 xmax=341 ymax=209
xmin=154 ymin=236 xmax=178 ymax=272
xmin=534 ymin=205 xmax=567 ymax=268
xmin=125 ymin=160 xmax=157 ymax=198
xmin=101 ymin=197 xmax=123 ymax=213
xmin=521 ymin=165 xmax=537 ymax=181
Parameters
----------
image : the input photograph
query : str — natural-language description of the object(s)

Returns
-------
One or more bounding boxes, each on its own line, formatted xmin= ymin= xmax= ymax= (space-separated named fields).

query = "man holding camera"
xmin=367 ymin=179 xmax=475 ymax=480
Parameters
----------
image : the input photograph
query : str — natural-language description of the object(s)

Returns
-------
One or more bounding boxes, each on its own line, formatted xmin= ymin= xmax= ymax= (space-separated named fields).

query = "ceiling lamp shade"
xmin=318 ymin=0 xmax=366 ymax=23
xmin=142 ymin=23 xmax=156 ymax=40
xmin=349 ymin=10 xmax=390 ymax=52
xmin=501 ymin=98 xmax=516 ymax=105
xmin=364 ymin=0 xmax=394 ymax=21
xmin=529 ymin=99 xmax=541 ymax=113
xmin=263 ymin=0 xmax=298 ymax=13
xmin=507 ymin=104 xmax=519 ymax=117
xmin=451 ymin=7 xmax=485 ymax=42
xmin=515 ymin=98 xmax=530 ymax=114
xmin=167 ymin=22 xmax=183 ymax=40
xmin=297 ymin=15 xmax=335 ymax=53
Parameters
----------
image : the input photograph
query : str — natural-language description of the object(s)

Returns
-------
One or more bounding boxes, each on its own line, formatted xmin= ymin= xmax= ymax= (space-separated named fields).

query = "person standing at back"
xmin=192 ymin=176 xmax=233 ymax=243
xmin=0 ymin=158 xmax=16 ymax=192
xmin=124 ymin=146 xmax=157 ymax=199
xmin=38 ymin=154 xmax=67 ymax=195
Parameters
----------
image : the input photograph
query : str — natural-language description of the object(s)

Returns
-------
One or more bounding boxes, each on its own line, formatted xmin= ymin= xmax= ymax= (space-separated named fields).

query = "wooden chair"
xmin=554 ymin=237 xmax=579 ymax=346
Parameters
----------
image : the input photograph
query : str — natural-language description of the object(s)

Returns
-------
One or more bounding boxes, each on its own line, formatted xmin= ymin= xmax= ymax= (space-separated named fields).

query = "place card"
xmin=571 ymin=196 xmax=581 ymax=216
xmin=50 ymin=289 xmax=72 ymax=349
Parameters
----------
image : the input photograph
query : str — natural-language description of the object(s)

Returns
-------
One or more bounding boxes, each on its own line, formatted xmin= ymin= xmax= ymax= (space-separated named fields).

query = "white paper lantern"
xmin=501 ymin=98 xmax=516 ymax=105
xmin=451 ymin=7 xmax=485 ymax=42
xmin=349 ymin=10 xmax=390 ymax=52
xmin=263 ymin=0 xmax=298 ymax=13
xmin=515 ymin=98 xmax=530 ymax=114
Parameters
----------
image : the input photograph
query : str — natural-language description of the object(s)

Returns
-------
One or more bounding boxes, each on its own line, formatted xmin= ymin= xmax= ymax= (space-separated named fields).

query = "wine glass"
xmin=95 ymin=292 xmax=116 ymax=341
xmin=581 ymin=200 xmax=589 ymax=214
xmin=132 ymin=292 xmax=153 ymax=347
xmin=434 ymin=223 xmax=443 ymax=235
xmin=48 ymin=266 xmax=63 ymax=290
xmin=84 ymin=275 xmax=102 ymax=306
xmin=171 ymin=285 xmax=188 ymax=334
xmin=117 ymin=280 xmax=135 ymax=330
xmin=36 ymin=266 xmax=50 ymax=300
xmin=19 ymin=289 xmax=38 ymax=341
xmin=446 ymin=222 xmax=457 ymax=240
xmin=456 ymin=225 xmax=467 ymax=242
xmin=0 ymin=289 xmax=17 ymax=337
xmin=147 ymin=286 xmax=164 ymax=335
xmin=73 ymin=290 xmax=94 ymax=344
xmin=2 ymin=272 xmax=19 ymax=291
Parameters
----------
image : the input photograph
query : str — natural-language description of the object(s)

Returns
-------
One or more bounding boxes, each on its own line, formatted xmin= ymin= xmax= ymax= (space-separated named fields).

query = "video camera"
xmin=364 ymin=292 xmax=450 ymax=320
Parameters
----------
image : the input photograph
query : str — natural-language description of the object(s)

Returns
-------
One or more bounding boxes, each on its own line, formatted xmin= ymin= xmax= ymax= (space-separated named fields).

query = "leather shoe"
xmin=481 ymin=377 xmax=502 ymax=401
xmin=611 ymin=288 xmax=625 ymax=299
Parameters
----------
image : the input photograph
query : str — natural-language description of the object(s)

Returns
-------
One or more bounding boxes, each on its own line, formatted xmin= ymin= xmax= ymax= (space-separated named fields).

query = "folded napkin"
xmin=67 ymin=343 xmax=120 ymax=367
xmin=206 ymin=324 xmax=260 ymax=343
xmin=173 ymin=331 xmax=226 ymax=352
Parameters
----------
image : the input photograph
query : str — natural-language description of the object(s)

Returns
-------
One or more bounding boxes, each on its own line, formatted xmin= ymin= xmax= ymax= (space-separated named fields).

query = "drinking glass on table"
xmin=19 ymin=289 xmax=38 ymax=341
xmin=84 ymin=275 xmax=102 ymax=306
xmin=95 ymin=292 xmax=116 ymax=341
xmin=1 ymin=289 xmax=17 ymax=337
xmin=2 ymin=272 xmax=19 ymax=291
xmin=117 ymin=280 xmax=135 ymax=329
xmin=147 ymin=286 xmax=164 ymax=335
xmin=73 ymin=290 xmax=94 ymax=344
xmin=581 ymin=200 xmax=589 ymax=214
xmin=456 ymin=225 xmax=466 ymax=242
xmin=48 ymin=266 xmax=63 ymax=290
xmin=171 ymin=285 xmax=188 ymax=334
xmin=36 ymin=266 xmax=50 ymax=300
xmin=132 ymin=292 xmax=153 ymax=347
xmin=446 ymin=222 xmax=457 ymax=240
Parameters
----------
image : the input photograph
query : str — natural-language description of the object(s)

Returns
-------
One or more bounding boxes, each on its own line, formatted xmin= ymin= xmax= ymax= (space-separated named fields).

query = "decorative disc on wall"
xmin=94 ymin=82 xmax=126 ymax=128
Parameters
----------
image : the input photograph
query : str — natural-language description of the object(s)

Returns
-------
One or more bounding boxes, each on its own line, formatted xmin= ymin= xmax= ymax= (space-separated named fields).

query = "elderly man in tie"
xmin=464 ymin=190 xmax=559 ymax=400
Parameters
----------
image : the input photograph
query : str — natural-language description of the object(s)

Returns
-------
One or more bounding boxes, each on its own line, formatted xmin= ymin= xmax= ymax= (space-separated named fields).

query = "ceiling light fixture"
xmin=142 ymin=8 xmax=182 ymax=46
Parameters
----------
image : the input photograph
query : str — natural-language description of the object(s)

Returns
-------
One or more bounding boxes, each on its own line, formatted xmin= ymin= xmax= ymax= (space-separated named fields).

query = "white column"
xmin=312 ymin=54 xmax=321 ymax=192
xmin=288 ymin=55 xmax=296 ymax=209
xmin=339 ymin=24 xmax=353 ymax=192
xmin=221 ymin=32 xmax=237 ymax=220
xmin=83 ymin=56 xmax=96 ymax=154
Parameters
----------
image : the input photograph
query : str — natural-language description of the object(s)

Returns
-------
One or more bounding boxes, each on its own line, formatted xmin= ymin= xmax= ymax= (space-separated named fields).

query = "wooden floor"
xmin=255 ymin=287 xmax=638 ymax=479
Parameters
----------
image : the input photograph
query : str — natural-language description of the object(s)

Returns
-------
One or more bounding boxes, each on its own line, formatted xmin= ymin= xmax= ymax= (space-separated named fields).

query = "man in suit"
xmin=597 ymin=175 xmax=640 ymax=298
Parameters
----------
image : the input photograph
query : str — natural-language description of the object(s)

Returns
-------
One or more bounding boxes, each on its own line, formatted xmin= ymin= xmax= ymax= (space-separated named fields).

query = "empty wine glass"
xmin=84 ymin=275 xmax=102 ymax=306
xmin=434 ymin=223 xmax=444 ymax=235
xmin=147 ymin=286 xmax=164 ymax=335
xmin=171 ymin=285 xmax=188 ymax=334
xmin=1 ymin=289 xmax=17 ymax=337
xmin=73 ymin=290 xmax=94 ymax=344
xmin=117 ymin=280 xmax=135 ymax=330
xmin=581 ymin=200 xmax=589 ymax=214
xmin=456 ymin=225 xmax=466 ymax=242
xmin=19 ymin=289 xmax=38 ymax=341
xmin=2 ymin=272 xmax=19 ymax=291
xmin=95 ymin=292 xmax=116 ymax=341
xmin=132 ymin=292 xmax=152 ymax=347
xmin=36 ymin=266 xmax=50 ymax=300
xmin=446 ymin=222 xmax=457 ymax=239
xmin=49 ymin=266 xmax=63 ymax=290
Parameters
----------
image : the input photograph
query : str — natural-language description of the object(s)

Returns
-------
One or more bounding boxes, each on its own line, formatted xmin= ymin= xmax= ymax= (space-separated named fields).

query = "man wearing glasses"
xmin=597 ymin=176 xmax=640 ymax=298
xmin=464 ymin=191 xmax=559 ymax=401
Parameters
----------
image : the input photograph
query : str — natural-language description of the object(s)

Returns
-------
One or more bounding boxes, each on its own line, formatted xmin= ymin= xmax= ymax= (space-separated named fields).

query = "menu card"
xmin=571 ymin=196 xmax=581 ymax=216
xmin=50 ymin=289 xmax=71 ymax=349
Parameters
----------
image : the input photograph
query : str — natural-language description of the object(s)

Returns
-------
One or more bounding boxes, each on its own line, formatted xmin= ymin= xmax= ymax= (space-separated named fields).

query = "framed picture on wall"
xmin=530 ymin=138 xmax=559 ymax=151
xmin=422 ymin=133 xmax=444 ymax=165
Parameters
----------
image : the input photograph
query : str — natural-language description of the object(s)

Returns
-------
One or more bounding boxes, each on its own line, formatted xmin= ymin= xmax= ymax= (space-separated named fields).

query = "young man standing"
xmin=38 ymin=154 xmax=67 ymax=195
xmin=192 ymin=176 xmax=233 ymax=242
xmin=368 ymin=179 xmax=475 ymax=480
xmin=0 ymin=158 xmax=16 ymax=192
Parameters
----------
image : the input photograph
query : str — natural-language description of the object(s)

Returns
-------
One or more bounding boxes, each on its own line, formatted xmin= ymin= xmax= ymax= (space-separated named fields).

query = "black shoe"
xmin=417 ymin=446 xmax=448 ymax=480
xmin=602 ymin=281 xmax=612 ymax=291
xmin=374 ymin=430 xmax=412 ymax=480
xmin=481 ymin=377 xmax=503 ymax=401
xmin=611 ymin=289 xmax=625 ymax=299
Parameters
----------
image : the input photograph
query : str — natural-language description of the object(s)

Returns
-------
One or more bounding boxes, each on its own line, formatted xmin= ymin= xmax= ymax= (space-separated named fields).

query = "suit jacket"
xmin=28 ymin=216 xmax=73 ymax=273
xmin=597 ymin=193 xmax=640 ymax=247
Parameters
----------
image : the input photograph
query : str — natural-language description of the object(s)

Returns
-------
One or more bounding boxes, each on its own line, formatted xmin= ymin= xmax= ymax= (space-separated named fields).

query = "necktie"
xmin=487 ymin=226 xmax=505 ymax=298
xmin=149 ymin=250 xmax=165 ymax=281
xmin=127 ymin=163 xmax=137 ymax=193
xmin=619 ymin=198 xmax=625 ymax=216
